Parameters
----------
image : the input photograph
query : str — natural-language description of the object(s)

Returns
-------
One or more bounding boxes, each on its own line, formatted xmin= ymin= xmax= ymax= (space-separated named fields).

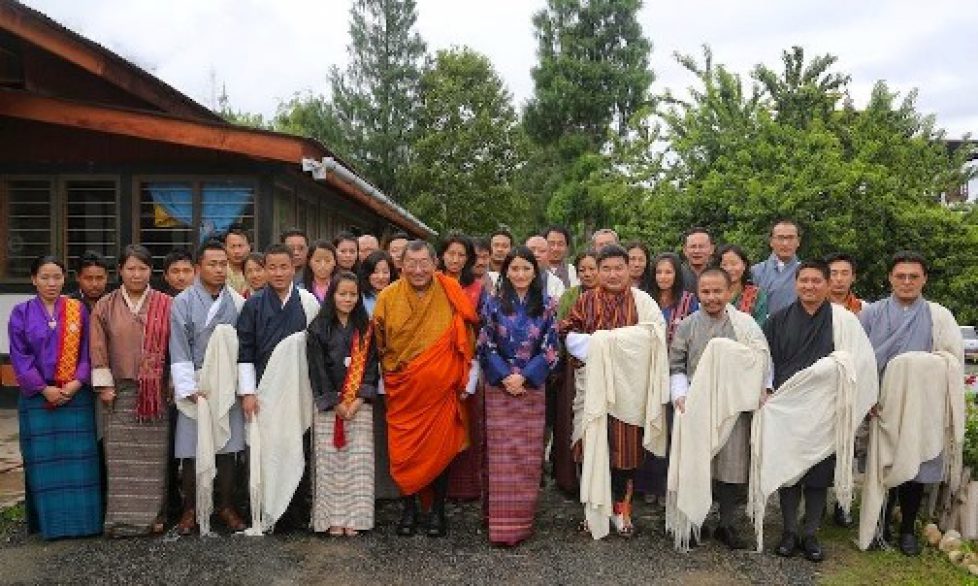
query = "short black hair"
xmin=770 ymin=218 xmax=803 ymax=237
xmin=683 ymin=226 xmax=713 ymax=244
xmin=795 ymin=259 xmax=830 ymax=280
xmin=824 ymin=252 xmax=858 ymax=273
xmin=888 ymin=250 xmax=928 ymax=275
xmin=118 ymin=244 xmax=153 ymax=270
xmin=698 ymin=266 xmax=732 ymax=287
xmin=596 ymin=244 xmax=629 ymax=265
xmin=384 ymin=231 xmax=410 ymax=248
xmin=76 ymin=250 xmax=109 ymax=274
xmin=544 ymin=225 xmax=571 ymax=245
xmin=279 ymin=228 xmax=308 ymax=245
xmin=489 ymin=228 xmax=514 ymax=246
xmin=473 ymin=237 xmax=490 ymax=252
xmin=163 ymin=248 xmax=194 ymax=272
xmin=333 ymin=231 xmax=359 ymax=248
xmin=31 ymin=254 xmax=65 ymax=277
xmin=223 ymin=223 xmax=252 ymax=244
xmin=264 ymin=242 xmax=293 ymax=261
xmin=195 ymin=239 xmax=226 ymax=263
xmin=573 ymin=249 xmax=599 ymax=271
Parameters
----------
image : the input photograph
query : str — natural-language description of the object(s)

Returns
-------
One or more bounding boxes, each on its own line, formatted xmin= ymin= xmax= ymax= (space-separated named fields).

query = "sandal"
xmin=344 ymin=527 xmax=359 ymax=537
xmin=577 ymin=519 xmax=590 ymax=534
xmin=328 ymin=526 xmax=344 ymax=537
xmin=612 ymin=501 xmax=635 ymax=538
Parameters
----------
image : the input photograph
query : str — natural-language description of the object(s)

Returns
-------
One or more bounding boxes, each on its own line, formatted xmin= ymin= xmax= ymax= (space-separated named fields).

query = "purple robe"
xmin=8 ymin=296 xmax=91 ymax=396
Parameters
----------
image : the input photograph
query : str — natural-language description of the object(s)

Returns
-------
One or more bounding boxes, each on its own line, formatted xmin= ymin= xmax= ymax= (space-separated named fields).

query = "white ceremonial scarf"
xmin=579 ymin=288 xmax=669 ymax=540
xmin=665 ymin=306 xmax=770 ymax=551
xmin=748 ymin=304 xmax=878 ymax=551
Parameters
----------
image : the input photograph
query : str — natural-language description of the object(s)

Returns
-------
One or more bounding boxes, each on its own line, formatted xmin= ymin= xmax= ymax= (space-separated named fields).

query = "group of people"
xmin=7 ymin=219 xmax=965 ymax=565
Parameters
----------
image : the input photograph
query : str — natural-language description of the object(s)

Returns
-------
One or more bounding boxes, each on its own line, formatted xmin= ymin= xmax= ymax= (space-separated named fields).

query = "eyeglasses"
xmin=892 ymin=273 xmax=923 ymax=282
xmin=403 ymin=260 xmax=434 ymax=271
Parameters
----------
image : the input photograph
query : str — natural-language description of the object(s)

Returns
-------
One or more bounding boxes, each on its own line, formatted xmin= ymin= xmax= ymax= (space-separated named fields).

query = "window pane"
xmin=201 ymin=181 xmax=254 ymax=242
xmin=65 ymin=179 xmax=118 ymax=272
xmin=4 ymin=179 xmax=53 ymax=280
xmin=139 ymin=182 xmax=193 ymax=271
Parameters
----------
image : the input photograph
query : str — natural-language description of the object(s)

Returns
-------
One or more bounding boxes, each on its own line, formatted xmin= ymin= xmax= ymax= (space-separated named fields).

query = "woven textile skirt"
xmin=447 ymin=382 xmax=484 ymax=501
xmin=485 ymin=384 xmax=546 ymax=546
xmin=312 ymin=405 xmax=375 ymax=531
xmin=103 ymin=380 xmax=169 ymax=536
xmin=19 ymin=389 xmax=102 ymax=539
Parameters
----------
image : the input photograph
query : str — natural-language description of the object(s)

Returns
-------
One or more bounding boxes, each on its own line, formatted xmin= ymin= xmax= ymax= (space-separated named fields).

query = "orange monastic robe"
xmin=373 ymin=273 xmax=478 ymax=496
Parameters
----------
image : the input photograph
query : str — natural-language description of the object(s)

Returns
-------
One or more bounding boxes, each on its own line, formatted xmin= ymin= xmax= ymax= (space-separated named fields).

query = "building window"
xmin=66 ymin=179 xmax=119 ymax=270
xmin=139 ymin=179 xmax=255 ymax=270
xmin=2 ymin=179 xmax=54 ymax=280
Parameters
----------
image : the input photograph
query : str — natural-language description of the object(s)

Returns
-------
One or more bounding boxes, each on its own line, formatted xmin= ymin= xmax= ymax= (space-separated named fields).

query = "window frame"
xmin=132 ymin=174 xmax=259 ymax=265
xmin=0 ymin=174 xmax=120 ymax=284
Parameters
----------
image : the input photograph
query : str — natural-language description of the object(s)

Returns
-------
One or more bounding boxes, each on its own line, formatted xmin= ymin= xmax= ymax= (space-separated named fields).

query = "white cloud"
xmin=20 ymin=0 xmax=977 ymax=137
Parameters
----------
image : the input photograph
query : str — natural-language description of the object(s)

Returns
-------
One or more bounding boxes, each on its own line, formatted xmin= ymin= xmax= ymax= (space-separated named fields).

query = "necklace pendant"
xmin=48 ymin=319 xmax=57 ymax=330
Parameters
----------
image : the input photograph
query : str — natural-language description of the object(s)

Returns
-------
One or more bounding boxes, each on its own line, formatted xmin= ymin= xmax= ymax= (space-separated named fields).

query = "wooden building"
xmin=0 ymin=2 xmax=431 ymax=356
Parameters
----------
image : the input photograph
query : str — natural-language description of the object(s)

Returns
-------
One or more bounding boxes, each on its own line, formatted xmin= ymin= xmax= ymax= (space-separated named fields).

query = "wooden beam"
xmin=0 ymin=91 xmax=320 ymax=162
xmin=0 ymin=2 xmax=218 ymax=121
xmin=0 ymin=91 xmax=431 ymax=238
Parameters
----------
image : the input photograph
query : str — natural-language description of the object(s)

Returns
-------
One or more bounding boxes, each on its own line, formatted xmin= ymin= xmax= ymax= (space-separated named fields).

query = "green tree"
xmin=405 ymin=48 xmax=529 ymax=236
xmin=522 ymin=0 xmax=654 ymax=236
xmin=620 ymin=46 xmax=977 ymax=322
xmin=271 ymin=92 xmax=345 ymax=149
xmin=330 ymin=0 xmax=427 ymax=200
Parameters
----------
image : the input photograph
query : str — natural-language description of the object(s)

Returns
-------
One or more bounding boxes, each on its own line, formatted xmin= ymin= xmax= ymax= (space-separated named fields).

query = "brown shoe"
xmin=218 ymin=506 xmax=246 ymax=532
xmin=177 ymin=508 xmax=197 ymax=536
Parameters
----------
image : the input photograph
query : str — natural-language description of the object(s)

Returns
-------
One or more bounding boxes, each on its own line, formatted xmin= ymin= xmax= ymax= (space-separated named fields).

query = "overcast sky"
xmin=22 ymin=0 xmax=978 ymax=139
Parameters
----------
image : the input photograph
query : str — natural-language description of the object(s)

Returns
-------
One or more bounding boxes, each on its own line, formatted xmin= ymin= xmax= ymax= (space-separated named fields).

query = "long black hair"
xmin=498 ymin=246 xmax=544 ymax=318
xmin=649 ymin=252 xmax=685 ymax=306
xmin=313 ymin=270 xmax=370 ymax=339
xmin=624 ymin=240 xmax=654 ymax=294
xmin=358 ymin=250 xmax=395 ymax=297
xmin=713 ymin=244 xmax=753 ymax=287
xmin=302 ymin=240 xmax=337 ymax=289
xmin=437 ymin=232 xmax=476 ymax=287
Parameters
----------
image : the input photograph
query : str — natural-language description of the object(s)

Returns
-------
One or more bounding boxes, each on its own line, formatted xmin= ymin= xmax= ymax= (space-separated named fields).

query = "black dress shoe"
xmin=774 ymin=531 xmax=798 ymax=557
xmin=899 ymin=533 xmax=921 ymax=556
xmin=800 ymin=535 xmax=825 ymax=562
xmin=396 ymin=499 xmax=418 ymax=537
xmin=714 ymin=525 xmax=744 ymax=550
xmin=833 ymin=504 xmax=853 ymax=528
xmin=426 ymin=505 xmax=447 ymax=537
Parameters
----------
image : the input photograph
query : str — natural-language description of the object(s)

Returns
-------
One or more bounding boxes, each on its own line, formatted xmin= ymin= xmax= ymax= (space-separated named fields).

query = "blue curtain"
xmin=148 ymin=183 xmax=192 ymax=226
xmin=200 ymin=184 xmax=252 ymax=240
xmin=147 ymin=183 xmax=252 ymax=241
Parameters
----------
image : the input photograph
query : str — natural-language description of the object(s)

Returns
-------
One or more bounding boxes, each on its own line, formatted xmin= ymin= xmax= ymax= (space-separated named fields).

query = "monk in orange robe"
xmin=373 ymin=241 xmax=478 ymax=537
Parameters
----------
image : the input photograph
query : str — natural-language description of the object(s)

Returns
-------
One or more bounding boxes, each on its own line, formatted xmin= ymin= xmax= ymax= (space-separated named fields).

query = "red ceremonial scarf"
xmin=737 ymin=284 xmax=760 ymax=315
xmin=45 ymin=297 xmax=83 ymax=410
xmin=136 ymin=291 xmax=171 ymax=421
xmin=333 ymin=324 xmax=374 ymax=449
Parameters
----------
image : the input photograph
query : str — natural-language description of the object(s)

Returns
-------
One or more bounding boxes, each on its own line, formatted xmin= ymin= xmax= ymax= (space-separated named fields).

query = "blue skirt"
xmin=19 ymin=388 xmax=102 ymax=539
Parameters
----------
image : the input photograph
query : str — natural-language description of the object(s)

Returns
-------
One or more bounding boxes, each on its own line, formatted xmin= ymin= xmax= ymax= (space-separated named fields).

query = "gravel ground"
xmin=0 ymin=484 xmax=834 ymax=586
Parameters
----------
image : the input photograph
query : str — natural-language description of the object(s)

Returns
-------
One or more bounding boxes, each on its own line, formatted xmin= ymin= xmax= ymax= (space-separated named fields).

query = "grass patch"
xmin=817 ymin=523 xmax=978 ymax=585
xmin=0 ymin=502 xmax=24 ymax=532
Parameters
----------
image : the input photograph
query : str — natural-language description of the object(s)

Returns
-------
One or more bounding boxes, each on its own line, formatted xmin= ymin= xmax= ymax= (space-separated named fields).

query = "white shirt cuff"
xmin=765 ymin=368 xmax=774 ymax=391
xmin=670 ymin=373 xmax=689 ymax=402
xmin=237 ymin=363 xmax=257 ymax=396
xmin=465 ymin=360 xmax=481 ymax=395
xmin=170 ymin=362 xmax=197 ymax=400
xmin=565 ymin=332 xmax=590 ymax=361
xmin=92 ymin=367 xmax=114 ymax=388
